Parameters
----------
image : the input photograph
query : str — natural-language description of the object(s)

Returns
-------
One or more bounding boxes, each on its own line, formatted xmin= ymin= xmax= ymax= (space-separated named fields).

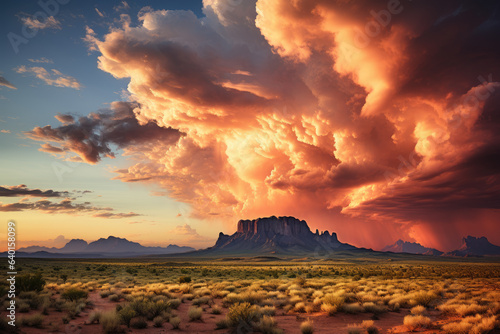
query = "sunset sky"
xmin=1 ymin=0 xmax=499 ymax=252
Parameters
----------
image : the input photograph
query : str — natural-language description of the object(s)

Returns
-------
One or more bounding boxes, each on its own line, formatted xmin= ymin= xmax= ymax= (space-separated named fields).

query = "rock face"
xmin=382 ymin=239 xmax=443 ymax=256
xmin=446 ymin=236 xmax=500 ymax=256
xmin=210 ymin=216 xmax=356 ymax=254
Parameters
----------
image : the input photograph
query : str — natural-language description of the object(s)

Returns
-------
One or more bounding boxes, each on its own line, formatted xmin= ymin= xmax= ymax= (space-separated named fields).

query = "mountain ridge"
xmin=382 ymin=239 xmax=443 ymax=256
xmin=17 ymin=236 xmax=195 ymax=256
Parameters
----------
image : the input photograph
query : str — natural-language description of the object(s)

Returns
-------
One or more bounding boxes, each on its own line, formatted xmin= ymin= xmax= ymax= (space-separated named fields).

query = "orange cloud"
xmin=31 ymin=0 xmax=500 ymax=250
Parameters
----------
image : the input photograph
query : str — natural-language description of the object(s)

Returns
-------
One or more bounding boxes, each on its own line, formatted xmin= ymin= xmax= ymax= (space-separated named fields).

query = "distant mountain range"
xmin=446 ymin=236 xmax=500 ymax=257
xmin=9 ymin=218 xmax=500 ymax=259
xmin=382 ymin=236 xmax=500 ymax=257
xmin=382 ymin=240 xmax=443 ymax=256
xmin=14 ymin=236 xmax=195 ymax=258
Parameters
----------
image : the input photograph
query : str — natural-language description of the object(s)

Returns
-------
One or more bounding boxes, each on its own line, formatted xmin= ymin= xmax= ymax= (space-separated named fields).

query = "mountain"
xmin=204 ymin=216 xmax=357 ymax=255
xmin=382 ymin=239 xmax=443 ymax=256
xmin=446 ymin=236 xmax=500 ymax=257
xmin=16 ymin=236 xmax=195 ymax=257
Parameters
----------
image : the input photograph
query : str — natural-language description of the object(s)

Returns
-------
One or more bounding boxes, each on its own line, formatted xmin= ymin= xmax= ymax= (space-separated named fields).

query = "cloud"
xmin=1 ymin=130 xmax=11 ymax=134
xmin=15 ymin=66 xmax=81 ymax=89
xmin=114 ymin=1 xmax=130 ymax=12
xmin=0 ymin=184 xmax=69 ymax=197
xmin=28 ymin=57 xmax=53 ymax=64
xmin=32 ymin=0 xmax=500 ymax=251
xmin=18 ymin=235 xmax=70 ymax=249
xmin=26 ymin=101 xmax=182 ymax=164
xmin=0 ymin=75 xmax=16 ymax=89
xmin=92 ymin=212 xmax=141 ymax=219
xmin=0 ymin=185 xmax=140 ymax=219
xmin=0 ymin=198 xmax=109 ymax=213
xmin=167 ymin=224 xmax=213 ymax=246
xmin=95 ymin=8 xmax=106 ymax=18
xmin=21 ymin=16 xmax=61 ymax=30
xmin=0 ymin=197 xmax=142 ymax=219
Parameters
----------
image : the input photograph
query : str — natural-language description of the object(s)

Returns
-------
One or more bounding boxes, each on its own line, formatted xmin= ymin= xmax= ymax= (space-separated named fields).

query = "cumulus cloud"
xmin=21 ymin=16 xmax=61 ymax=30
xmin=0 ymin=75 xmax=16 ymax=89
xmin=15 ymin=66 xmax=81 ymax=89
xmin=32 ymin=0 xmax=500 ymax=250
xmin=27 ymin=101 xmax=182 ymax=164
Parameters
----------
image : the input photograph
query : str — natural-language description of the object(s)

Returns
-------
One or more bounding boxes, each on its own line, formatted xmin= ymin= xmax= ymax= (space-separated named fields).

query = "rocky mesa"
xmin=209 ymin=216 xmax=356 ymax=255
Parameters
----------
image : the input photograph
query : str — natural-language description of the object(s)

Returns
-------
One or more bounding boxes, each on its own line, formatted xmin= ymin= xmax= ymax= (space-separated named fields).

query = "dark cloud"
xmin=0 ymin=75 xmax=16 ymax=89
xmin=0 ymin=184 xmax=68 ymax=197
xmin=26 ymin=101 xmax=182 ymax=163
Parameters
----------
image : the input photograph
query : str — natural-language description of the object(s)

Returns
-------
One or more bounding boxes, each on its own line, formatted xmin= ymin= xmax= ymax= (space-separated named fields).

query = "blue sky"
xmin=0 ymin=0 xmax=220 ymax=249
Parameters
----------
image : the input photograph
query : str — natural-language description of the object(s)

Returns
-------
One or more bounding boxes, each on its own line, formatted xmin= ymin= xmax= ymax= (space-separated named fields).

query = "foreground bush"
xmin=404 ymin=315 xmax=432 ymax=331
xmin=17 ymin=273 xmax=45 ymax=292
xmin=170 ymin=316 xmax=181 ymax=329
xmin=20 ymin=313 xmax=44 ymax=328
xmin=62 ymin=288 xmax=88 ymax=301
xmin=300 ymin=319 xmax=314 ymax=334
xmin=188 ymin=306 xmax=203 ymax=321
xmin=101 ymin=310 xmax=122 ymax=334
xmin=130 ymin=317 xmax=147 ymax=329
xmin=227 ymin=302 xmax=257 ymax=328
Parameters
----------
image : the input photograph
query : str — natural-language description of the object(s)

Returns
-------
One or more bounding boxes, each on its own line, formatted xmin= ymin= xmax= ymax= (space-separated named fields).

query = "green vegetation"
xmin=0 ymin=258 xmax=498 ymax=333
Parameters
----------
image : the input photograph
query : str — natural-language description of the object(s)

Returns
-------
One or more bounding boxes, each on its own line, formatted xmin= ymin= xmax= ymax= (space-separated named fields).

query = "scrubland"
xmin=1 ymin=259 xmax=499 ymax=333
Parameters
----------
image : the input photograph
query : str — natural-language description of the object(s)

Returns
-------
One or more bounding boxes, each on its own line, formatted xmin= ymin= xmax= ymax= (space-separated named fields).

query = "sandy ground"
xmin=6 ymin=293 xmax=497 ymax=334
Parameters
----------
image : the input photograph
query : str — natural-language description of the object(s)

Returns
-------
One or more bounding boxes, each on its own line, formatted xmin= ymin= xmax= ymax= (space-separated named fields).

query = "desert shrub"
xmin=117 ymin=305 xmax=136 ymax=327
xmin=212 ymin=305 xmax=222 ymax=314
xmin=169 ymin=316 xmax=181 ymax=329
xmin=255 ymin=315 xmax=282 ymax=334
xmin=88 ymin=310 xmax=102 ymax=324
xmin=300 ymin=319 xmax=314 ymax=334
xmin=411 ymin=305 xmax=426 ymax=315
xmin=20 ymin=313 xmax=44 ymax=328
xmin=18 ymin=301 xmax=30 ymax=313
xmin=17 ymin=273 xmax=45 ymax=292
xmin=101 ymin=310 xmax=122 ymax=334
xmin=322 ymin=294 xmax=344 ymax=308
xmin=62 ymin=288 xmax=88 ymax=301
xmin=130 ymin=317 xmax=147 ymax=329
xmin=362 ymin=320 xmax=379 ymax=334
xmin=442 ymin=315 xmax=497 ymax=334
xmin=347 ymin=325 xmax=362 ymax=334
xmin=259 ymin=306 xmax=276 ymax=316
xmin=179 ymin=276 xmax=191 ymax=283
xmin=363 ymin=302 xmax=387 ymax=314
xmin=227 ymin=302 xmax=257 ymax=329
xmin=295 ymin=302 xmax=306 ymax=313
xmin=188 ymin=306 xmax=203 ymax=321
xmin=168 ymin=298 xmax=181 ymax=309
xmin=216 ymin=318 xmax=230 ymax=329
xmin=343 ymin=303 xmax=364 ymax=314
xmin=413 ymin=291 xmax=438 ymax=307
xmin=320 ymin=303 xmax=337 ymax=315
xmin=109 ymin=294 xmax=120 ymax=302
xmin=193 ymin=296 xmax=211 ymax=306
xmin=153 ymin=316 xmax=164 ymax=327
xmin=404 ymin=315 xmax=432 ymax=331
xmin=100 ymin=290 xmax=111 ymax=298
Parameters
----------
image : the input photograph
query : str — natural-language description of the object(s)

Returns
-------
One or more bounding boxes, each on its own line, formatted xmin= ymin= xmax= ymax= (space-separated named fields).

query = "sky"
xmin=1 ymin=0 xmax=499 ymax=252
